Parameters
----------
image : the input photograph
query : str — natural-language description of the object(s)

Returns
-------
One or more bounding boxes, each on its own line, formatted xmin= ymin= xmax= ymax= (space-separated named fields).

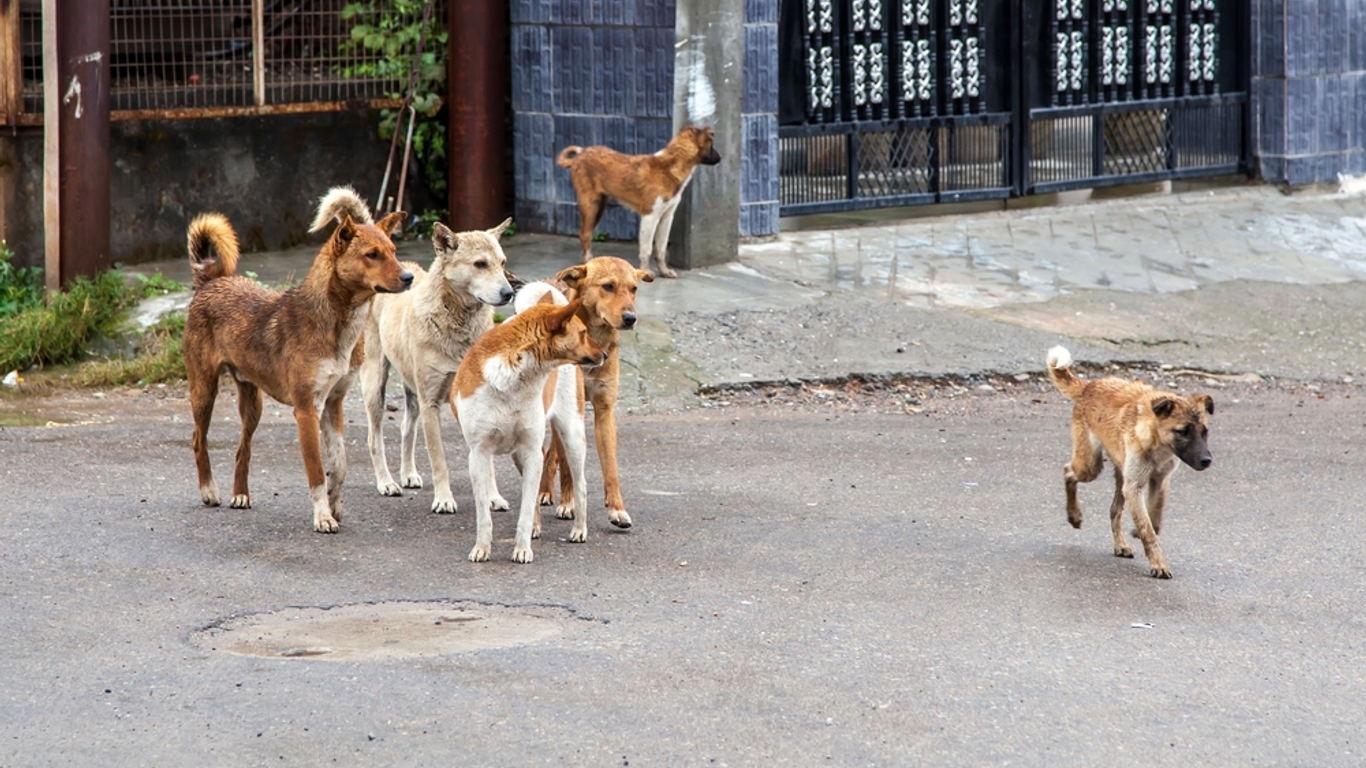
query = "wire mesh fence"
xmin=7 ymin=0 xmax=445 ymax=124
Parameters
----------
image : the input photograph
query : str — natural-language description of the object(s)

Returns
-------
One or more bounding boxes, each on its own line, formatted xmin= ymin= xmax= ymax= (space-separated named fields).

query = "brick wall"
xmin=1253 ymin=0 xmax=1366 ymax=185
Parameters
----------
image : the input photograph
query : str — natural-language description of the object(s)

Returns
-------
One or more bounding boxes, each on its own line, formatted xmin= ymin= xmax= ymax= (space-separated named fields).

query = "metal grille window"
xmin=4 ymin=0 xmax=444 ymax=125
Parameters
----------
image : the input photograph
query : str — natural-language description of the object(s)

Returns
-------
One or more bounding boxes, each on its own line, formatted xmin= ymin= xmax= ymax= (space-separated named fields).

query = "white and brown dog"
xmin=557 ymin=125 xmax=721 ymax=278
xmin=452 ymin=291 xmax=605 ymax=563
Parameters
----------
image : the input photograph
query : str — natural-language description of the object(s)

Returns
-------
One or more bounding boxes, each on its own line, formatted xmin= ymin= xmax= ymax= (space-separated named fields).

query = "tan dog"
xmin=359 ymin=218 xmax=514 ymax=514
xmin=452 ymin=297 xmax=605 ymax=563
xmin=557 ymin=125 xmax=721 ymax=277
xmin=1046 ymin=346 xmax=1214 ymax=578
xmin=530 ymin=256 xmax=653 ymax=531
xmin=184 ymin=188 xmax=411 ymax=533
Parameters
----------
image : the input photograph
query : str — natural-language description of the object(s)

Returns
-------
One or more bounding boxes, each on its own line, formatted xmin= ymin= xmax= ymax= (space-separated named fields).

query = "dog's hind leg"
xmin=550 ymin=402 xmax=591 ymax=543
xmin=637 ymin=203 xmax=664 ymax=277
xmin=536 ymin=429 xmax=562 ymax=508
xmin=511 ymin=440 xmax=544 ymax=564
xmin=577 ymin=194 xmax=607 ymax=261
xmin=1064 ymin=424 xmax=1102 ymax=529
xmin=1108 ymin=466 xmax=1133 ymax=558
xmin=361 ymin=348 xmax=403 ymax=496
xmin=230 ymin=381 xmax=263 ymax=509
xmin=188 ymin=366 xmax=221 ymax=507
xmin=398 ymin=384 xmax=423 ymax=489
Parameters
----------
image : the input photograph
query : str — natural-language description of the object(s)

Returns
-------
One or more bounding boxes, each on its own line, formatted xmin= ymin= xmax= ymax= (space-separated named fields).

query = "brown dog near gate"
xmin=557 ymin=125 xmax=721 ymax=278
xmin=1046 ymin=346 xmax=1214 ymax=579
xmin=184 ymin=188 xmax=411 ymax=533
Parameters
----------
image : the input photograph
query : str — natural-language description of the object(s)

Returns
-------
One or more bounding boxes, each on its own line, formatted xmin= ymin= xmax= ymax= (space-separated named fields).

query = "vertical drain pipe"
xmin=447 ymin=0 xmax=509 ymax=230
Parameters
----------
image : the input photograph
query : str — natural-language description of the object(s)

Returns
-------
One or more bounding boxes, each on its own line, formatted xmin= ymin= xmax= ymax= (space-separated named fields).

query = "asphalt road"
xmin=2 ymin=377 xmax=1363 ymax=766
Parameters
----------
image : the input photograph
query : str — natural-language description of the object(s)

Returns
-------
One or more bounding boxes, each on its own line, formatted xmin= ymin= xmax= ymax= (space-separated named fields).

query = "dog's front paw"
xmin=489 ymin=494 xmax=510 ymax=511
xmin=537 ymin=491 xmax=554 ymax=506
xmin=1149 ymin=565 xmax=1172 ymax=579
xmin=230 ymin=494 xmax=251 ymax=509
xmin=377 ymin=480 xmax=403 ymax=497
xmin=511 ymin=544 xmax=534 ymax=564
xmin=314 ymin=514 xmax=340 ymax=533
xmin=568 ymin=523 xmax=588 ymax=543
xmin=200 ymin=482 xmax=221 ymax=507
xmin=468 ymin=544 xmax=490 ymax=562
xmin=608 ymin=508 xmax=632 ymax=529
xmin=431 ymin=497 xmax=458 ymax=514
xmin=401 ymin=473 xmax=423 ymax=489
xmin=555 ymin=503 xmax=575 ymax=520
xmin=1114 ymin=545 xmax=1134 ymax=558
xmin=657 ymin=266 xmax=678 ymax=279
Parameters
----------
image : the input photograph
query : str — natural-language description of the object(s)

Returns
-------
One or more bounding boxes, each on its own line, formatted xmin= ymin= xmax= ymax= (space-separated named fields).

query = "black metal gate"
xmin=777 ymin=0 xmax=1248 ymax=215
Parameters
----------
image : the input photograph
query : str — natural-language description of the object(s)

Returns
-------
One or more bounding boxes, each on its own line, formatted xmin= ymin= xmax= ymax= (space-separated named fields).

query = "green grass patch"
xmin=0 ymin=271 xmax=134 ymax=373
xmin=0 ymin=240 xmax=44 ymax=320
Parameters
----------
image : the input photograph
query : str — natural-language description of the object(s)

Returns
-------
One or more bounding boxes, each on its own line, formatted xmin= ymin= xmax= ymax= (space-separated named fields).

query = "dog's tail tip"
xmin=309 ymin=185 xmax=374 ymax=233
xmin=1046 ymin=345 xmax=1073 ymax=371
xmin=513 ymin=281 xmax=568 ymax=314
xmin=556 ymin=146 xmax=583 ymax=168
xmin=187 ymin=213 xmax=241 ymax=289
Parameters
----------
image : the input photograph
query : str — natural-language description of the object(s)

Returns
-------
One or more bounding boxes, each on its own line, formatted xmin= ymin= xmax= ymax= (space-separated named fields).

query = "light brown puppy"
xmin=184 ymin=188 xmax=411 ymax=533
xmin=1047 ymin=346 xmax=1214 ymax=579
xmin=557 ymin=125 xmax=721 ymax=278
xmin=512 ymin=257 xmax=653 ymax=531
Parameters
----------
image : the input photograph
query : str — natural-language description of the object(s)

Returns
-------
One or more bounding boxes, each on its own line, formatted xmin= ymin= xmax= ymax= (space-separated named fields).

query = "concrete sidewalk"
xmin=126 ymin=183 xmax=1366 ymax=409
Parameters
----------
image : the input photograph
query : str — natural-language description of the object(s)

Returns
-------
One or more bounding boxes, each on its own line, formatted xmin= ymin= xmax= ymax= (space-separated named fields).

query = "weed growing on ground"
xmin=0 ymin=271 xmax=133 ymax=372
xmin=74 ymin=313 xmax=187 ymax=387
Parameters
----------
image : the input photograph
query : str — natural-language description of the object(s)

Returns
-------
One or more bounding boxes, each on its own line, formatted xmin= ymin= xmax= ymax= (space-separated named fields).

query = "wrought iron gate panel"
xmin=780 ymin=0 xmax=1013 ymax=215
xmin=1021 ymin=0 xmax=1247 ymax=193
xmin=778 ymin=0 xmax=1248 ymax=216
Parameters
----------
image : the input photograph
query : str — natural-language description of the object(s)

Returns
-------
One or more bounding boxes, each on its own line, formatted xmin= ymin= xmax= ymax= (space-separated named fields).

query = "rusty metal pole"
xmin=447 ymin=0 xmax=508 ymax=230
xmin=51 ymin=0 xmax=110 ymax=287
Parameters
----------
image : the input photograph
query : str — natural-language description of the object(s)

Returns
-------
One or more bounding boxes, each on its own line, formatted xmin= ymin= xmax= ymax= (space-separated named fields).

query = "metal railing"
xmin=1 ymin=0 xmax=444 ymax=126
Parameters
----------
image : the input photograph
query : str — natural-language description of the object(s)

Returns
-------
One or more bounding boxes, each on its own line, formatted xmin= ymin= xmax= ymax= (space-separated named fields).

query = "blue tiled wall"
xmin=1253 ymin=0 xmax=1366 ymax=185
xmin=511 ymin=0 xmax=781 ymax=240
xmin=511 ymin=1 xmax=678 ymax=240
xmin=740 ymin=0 xmax=779 ymax=236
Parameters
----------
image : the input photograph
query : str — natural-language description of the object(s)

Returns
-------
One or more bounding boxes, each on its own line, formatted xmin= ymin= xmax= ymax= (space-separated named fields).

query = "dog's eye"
xmin=602 ymin=283 xmax=616 ymax=293
xmin=1176 ymin=426 xmax=1191 ymax=437
xmin=474 ymin=261 xmax=488 ymax=269
xmin=365 ymin=250 xmax=380 ymax=261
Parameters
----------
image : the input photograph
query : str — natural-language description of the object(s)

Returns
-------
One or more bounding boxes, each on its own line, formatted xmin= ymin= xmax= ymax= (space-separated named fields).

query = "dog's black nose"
xmin=621 ymin=312 xmax=636 ymax=329
xmin=500 ymin=286 xmax=515 ymax=303
xmin=400 ymin=271 xmax=414 ymax=288
xmin=1198 ymin=456 xmax=1212 ymax=470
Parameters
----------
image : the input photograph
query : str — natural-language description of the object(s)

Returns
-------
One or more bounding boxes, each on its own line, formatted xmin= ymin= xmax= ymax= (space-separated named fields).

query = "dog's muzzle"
xmin=619 ymin=312 xmax=637 ymax=330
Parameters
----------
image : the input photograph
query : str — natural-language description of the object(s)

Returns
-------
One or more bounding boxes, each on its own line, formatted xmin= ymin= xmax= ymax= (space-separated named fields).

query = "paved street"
xmin=4 ymin=184 xmax=1366 ymax=765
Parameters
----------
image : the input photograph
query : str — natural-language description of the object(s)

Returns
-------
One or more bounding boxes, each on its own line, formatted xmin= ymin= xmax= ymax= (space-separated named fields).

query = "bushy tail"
xmin=187 ymin=213 xmax=240 ymax=290
xmin=513 ymin=280 xmax=568 ymax=314
xmin=1046 ymin=346 xmax=1087 ymax=401
xmin=308 ymin=186 xmax=373 ymax=232
xmin=556 ymin=146 xmax=582 ymax=168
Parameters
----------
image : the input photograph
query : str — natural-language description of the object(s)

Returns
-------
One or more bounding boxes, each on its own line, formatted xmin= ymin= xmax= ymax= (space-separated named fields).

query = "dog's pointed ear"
xmin=335 ymin=214 xmax=357 ymax=246
xmin=556 ymin=264 xmax=588 ymax=289
xmin=376 ymin=210 xmax=406 ymax=238
xmin=488 ymin=217 xmax=513 ymax=239
xmin=635 ymin=268 xmax=655 ymax=284
xmin=1151 ymin=397 xmax=1175 ymax=418
xmin=1193 ymin=393 xmax=1215 ymax=415
xmin=547 ymin=299 xmax=582 ymax=330
xmin=432 ymin=222 xmax=457 ymax=254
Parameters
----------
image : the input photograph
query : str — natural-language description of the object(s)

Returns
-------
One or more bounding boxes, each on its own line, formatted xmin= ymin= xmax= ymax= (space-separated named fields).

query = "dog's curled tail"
xmin=1046 ymin=345 xmax=1087 ymax=401
xmin=556 ymin=146 xmax=582 ymax=168
xmin=308 ymin=186 xmax=374 ymax=233
xmin=513 ymin=280 xmax=568 ymax=315
xmin=187 ymin=213 xmax=240 ymax=290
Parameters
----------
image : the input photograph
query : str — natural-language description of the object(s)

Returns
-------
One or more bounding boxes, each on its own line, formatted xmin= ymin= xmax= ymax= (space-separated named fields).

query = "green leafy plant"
xmin=341 ymin=0 xmax=448 ymax=196
xmin=0 ymin=271 xmax=134 ymax=372
xmin=0 ymin=240 xmax=44 ymax=320
xmin=134 ymin=272 xmax=185 ymax=298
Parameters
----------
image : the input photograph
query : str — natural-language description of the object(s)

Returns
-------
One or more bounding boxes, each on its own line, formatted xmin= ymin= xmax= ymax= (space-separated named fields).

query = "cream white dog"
xmin=359 ymin=218 xmax=513 ymax=513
